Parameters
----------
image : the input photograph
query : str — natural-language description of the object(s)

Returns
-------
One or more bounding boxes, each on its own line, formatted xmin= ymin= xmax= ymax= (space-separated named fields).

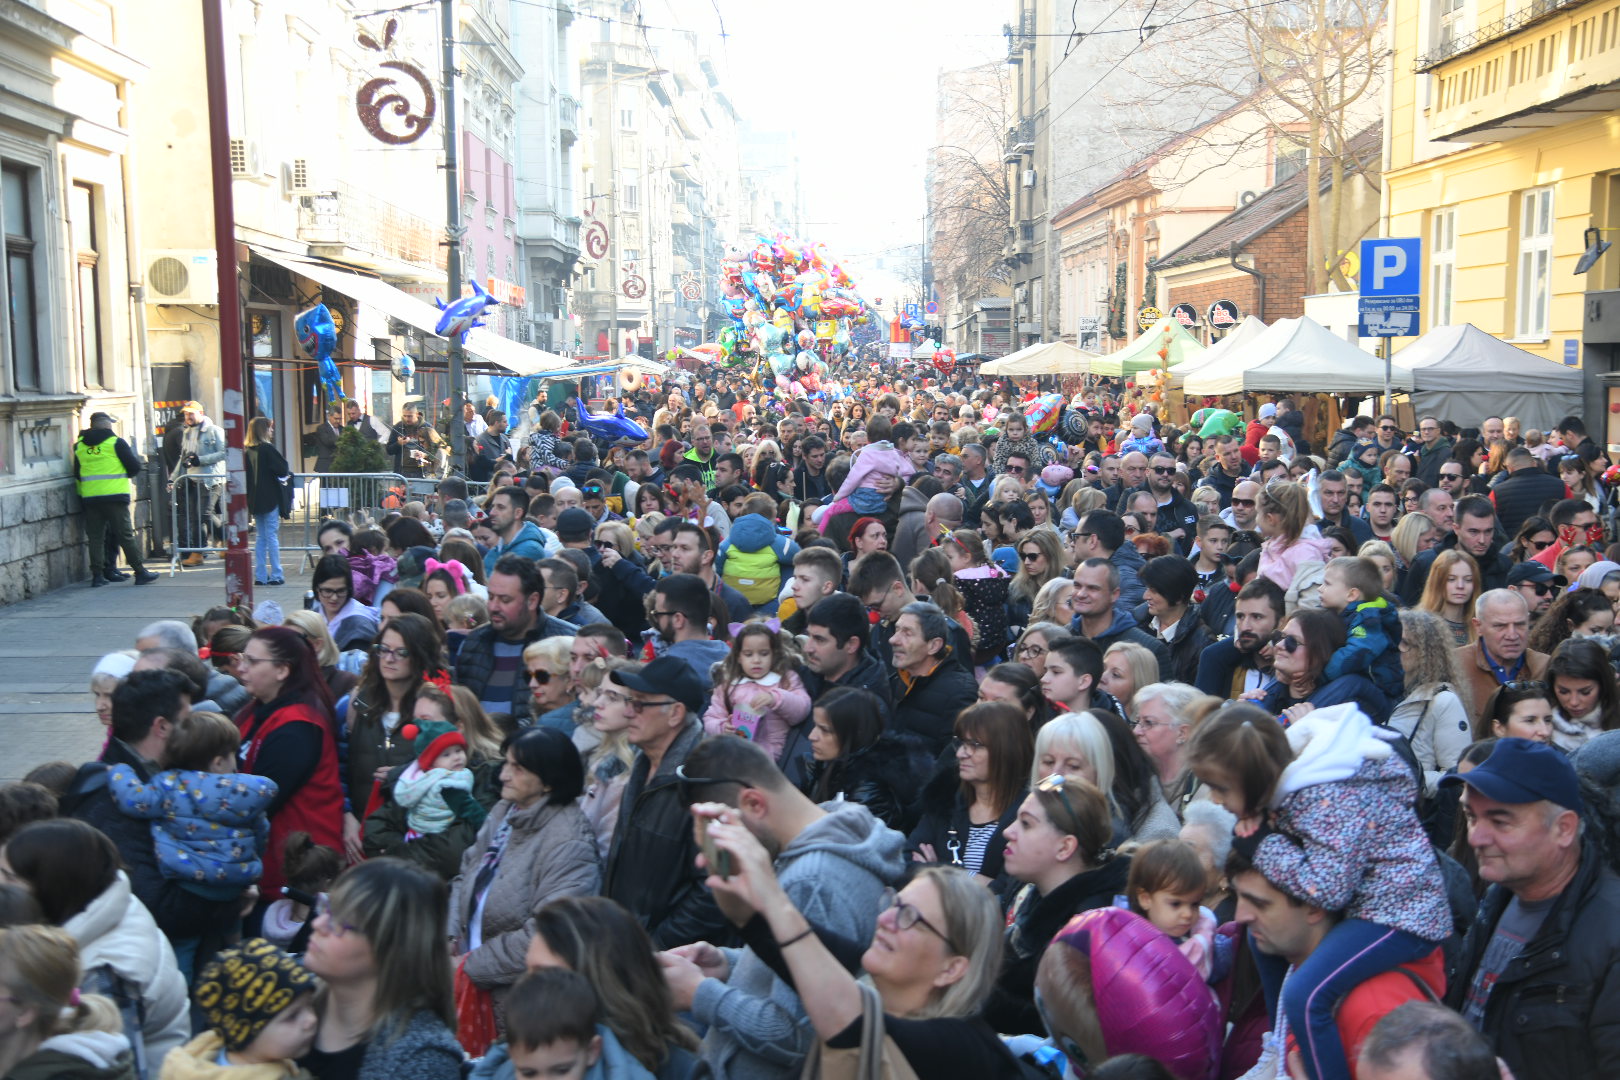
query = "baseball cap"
xmin=89 ymin=411 xmax=118 ymax=427
xmin=555 ymin=507 xmax=595 ymax=541
xmin=1439 ymin=737 xmax=1583 ymax=812
xmin=611 ymin=655 xmax=706 ymax=714
xmin=1506 ymin=562 xmax=1567 ymax=589
xmin=180 ymin=400 xmax=205 ymax=413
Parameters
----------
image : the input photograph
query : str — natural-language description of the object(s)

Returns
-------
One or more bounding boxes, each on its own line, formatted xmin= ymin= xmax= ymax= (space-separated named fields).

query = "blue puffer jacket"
xmin=471 ymin=1025 xmax=658 ymax=1080
xmin=106 ymin=767 xmax=276 ymax=889
xmin=1322 ymin=594 xmax=1404 ymax=689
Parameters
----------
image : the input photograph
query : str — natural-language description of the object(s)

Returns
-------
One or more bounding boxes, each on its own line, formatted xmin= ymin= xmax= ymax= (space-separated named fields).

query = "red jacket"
xmin=237 ymin=701 xmax=343 ymax=894
xmin=1288 ymin=946 xmax=1446 ymax=1079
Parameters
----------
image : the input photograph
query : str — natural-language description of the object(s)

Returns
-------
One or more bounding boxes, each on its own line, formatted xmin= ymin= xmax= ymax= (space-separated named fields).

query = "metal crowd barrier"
xmin=167 ymin=473 xmax=227 ymax=573
xmin=284 ymin=472 xmax=410 ymax=566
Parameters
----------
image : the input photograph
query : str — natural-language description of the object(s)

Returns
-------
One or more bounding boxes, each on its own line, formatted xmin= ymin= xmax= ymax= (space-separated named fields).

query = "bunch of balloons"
xmin=696 ymin=231 xmax=873 ymax=401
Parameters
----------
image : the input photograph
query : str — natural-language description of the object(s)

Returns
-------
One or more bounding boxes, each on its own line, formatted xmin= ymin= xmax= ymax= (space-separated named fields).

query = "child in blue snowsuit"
xmin=1319 ymin=556 xmax=1404 ymax=696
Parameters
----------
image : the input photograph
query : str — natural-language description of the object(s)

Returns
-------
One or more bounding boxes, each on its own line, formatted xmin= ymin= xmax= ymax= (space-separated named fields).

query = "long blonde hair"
xmin=903 ymin=867 xmax=1004 ymax=1020
xmin=414 ymin=682 xmax=503 ymax=763
xmin=579 ymin=657 xmax=638 ymax=776
xmin=284 ymin=609 xmax=339 ymax=667
xmin=0 ymin=925 xmax=122 ymax=1040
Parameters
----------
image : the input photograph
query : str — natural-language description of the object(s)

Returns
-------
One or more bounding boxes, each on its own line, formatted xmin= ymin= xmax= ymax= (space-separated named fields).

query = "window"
xmin=72 ymin=183 xmax=106 ymax=388
xmin=620 ymin=169 xmax=639 ymax=211
xmin=1429 ymin=207 xmax=1456 ymax=329
xmin=1275 ymin=138 xmax=1308 ymax=184
xmin=619 ymin=108 xmax=635 ymax=130
xmin=1517 ymin=187 xmax=1553 ymax=339
xmin=3 ymin=166 xmax=40 ymax=391
xmin=1437 ymin=0 xmax=1467 ymax=51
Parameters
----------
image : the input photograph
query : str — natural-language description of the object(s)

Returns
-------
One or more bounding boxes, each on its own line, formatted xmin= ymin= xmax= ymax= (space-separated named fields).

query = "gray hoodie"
xmin=690 ymin=801 xmax=906 ymax=1080
xmin=665 ymin=638 xmax=731 ymax=691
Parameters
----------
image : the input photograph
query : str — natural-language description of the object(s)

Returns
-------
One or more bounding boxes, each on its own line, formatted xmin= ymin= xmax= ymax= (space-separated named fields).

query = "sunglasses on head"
xmin=1268 ymin=632 xmax=1302 ymax=653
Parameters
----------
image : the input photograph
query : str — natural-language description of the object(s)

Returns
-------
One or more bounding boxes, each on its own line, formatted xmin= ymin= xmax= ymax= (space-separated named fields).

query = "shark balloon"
xmin=434 ymin=279 xmax=500 ymax=344
xmin=295 ymin=303 xmax=343 ymax=400
xmin=576 ymin=400 xmax=647 ymax=443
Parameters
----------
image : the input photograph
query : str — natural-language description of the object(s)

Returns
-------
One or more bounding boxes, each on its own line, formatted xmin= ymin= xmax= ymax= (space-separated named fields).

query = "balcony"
xmin=1003 ymin=118 xmax=1035 ymax=163
xmin=670 ymin=202 xmax=694 ymax=228
xmin=1422 ymin=0 xmax=1620 ymax=142
xmin=297 ymin=183 xmax=446 ymax=277
xmin=558 ymin=94 xmax=579 ymax=146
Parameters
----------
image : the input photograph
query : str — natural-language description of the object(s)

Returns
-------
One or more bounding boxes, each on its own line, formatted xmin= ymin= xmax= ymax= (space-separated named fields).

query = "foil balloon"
xmin=1041 ymin=908 xmax=1220 ymax=1080
xmin=295 ymin=303 xmax=343 ymax=400
xmin=434 ymin=279 xmax=500 ymax=344
xmin=576 ymin=400 xmax=647 ymax=443
xmin=389 ymin=354 xmax=415 ymax=382
xmin=1026 ymin=392 xmax=1064 ymax=435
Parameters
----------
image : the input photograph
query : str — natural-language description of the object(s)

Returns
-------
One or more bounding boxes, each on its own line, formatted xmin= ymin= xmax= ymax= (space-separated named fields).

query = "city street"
xmin=0 ymin=563 xmax=304 ymax=782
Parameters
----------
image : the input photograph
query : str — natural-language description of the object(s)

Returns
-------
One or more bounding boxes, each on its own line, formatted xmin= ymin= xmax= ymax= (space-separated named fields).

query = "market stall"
xmin=1181 ymin=316 xmax=1413 ymax=396
xmin=1090 ymin=316 xmax=1206 ymax=377
xmin=977 ymin=340 xmax=1101 ymax=376
xmin=1395 ymin=323 xmax=1583 ymax=431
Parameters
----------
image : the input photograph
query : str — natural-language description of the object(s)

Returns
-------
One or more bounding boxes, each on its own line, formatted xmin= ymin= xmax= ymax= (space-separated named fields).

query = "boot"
xmin=103 ymin=568 xmax=129 ymax=582
xmin=90 ymin=572 xmax=108 ymax=588
xmin=133 ymin=569 xmax=159 ymax=585
xmin=182 ymin=552 xmax=205 ymax=567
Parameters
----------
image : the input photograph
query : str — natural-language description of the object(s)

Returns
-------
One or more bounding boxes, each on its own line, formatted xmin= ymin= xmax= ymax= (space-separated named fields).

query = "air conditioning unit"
xmin=1022 ymin=169 xmax=1038 ymax=188
xmin=145 ymin=250 xmax=219 ymax=305
xmin=1237 ymin=189 xmax=1260 ymax=206
xmin=229 ymin=138 xmax=268 ymax=183
xmin=286 ymin=158 xmax=328 ymax=196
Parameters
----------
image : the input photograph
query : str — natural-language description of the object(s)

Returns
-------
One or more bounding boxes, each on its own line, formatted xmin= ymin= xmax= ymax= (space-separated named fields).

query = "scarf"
xmin=471 ymin=815 xmax=515 ymax=904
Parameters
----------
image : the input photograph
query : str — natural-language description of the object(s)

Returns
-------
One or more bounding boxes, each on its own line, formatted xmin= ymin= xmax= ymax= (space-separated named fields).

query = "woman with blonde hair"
xmin=1390 ymin=610 xmax=1472 ymax=797
xmin=0 ymin=925 xmax=131 ymax=1080
xmin=1029 ymin=577 xmax=1075 ymax=628
xmin=577 ymin=659 xmax=642 ymax=859
xmin=1098 ymin=642 xmax=1159 ymax=720
xmin=522 ymin=636 xmax=577 ymax=731
xmin=1416 ymin=548 xmax=1481 ymax=645
xmin=1060 ymin=484 xmax=1107 ymax=532
xmin=1357 ymin=540 xmax=1399 ymax=594
xmin=1010 ymin=528 xmax=1066 ymax=629
xmin=1390 ymin=512 xmax=1440 ymax=579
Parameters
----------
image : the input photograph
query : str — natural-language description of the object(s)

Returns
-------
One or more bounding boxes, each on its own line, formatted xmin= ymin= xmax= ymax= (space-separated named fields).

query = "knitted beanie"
xmin=404 ymin=718 xmax=466 ymax=771
xmin=194 ymin=938 xmax=316 ymax=1051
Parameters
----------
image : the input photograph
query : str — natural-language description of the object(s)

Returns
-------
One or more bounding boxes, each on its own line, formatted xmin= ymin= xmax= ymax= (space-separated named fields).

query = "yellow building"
xmin=1385 ymin=0 xmax=1620 ymax=438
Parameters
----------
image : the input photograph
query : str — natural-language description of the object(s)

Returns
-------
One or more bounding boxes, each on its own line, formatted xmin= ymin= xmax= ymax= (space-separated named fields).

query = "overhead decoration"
xmin=295 ymin=303 xmax=343 ymax=401
xmin=434 ymin=279 xmax=500 ymax=344
xmin=354 ymin=19 xmax=435 ymax=146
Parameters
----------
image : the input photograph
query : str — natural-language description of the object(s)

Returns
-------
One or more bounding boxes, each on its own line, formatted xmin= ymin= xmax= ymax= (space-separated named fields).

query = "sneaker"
xmin=133 ymin=570 xmax=159 ymax=585
xmin=269 ymin=578 xmax=285 ymax=586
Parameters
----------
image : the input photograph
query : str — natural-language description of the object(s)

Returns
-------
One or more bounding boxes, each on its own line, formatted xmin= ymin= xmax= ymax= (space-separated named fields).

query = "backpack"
xmin=720 ymin=543 xmax=784 ymax=606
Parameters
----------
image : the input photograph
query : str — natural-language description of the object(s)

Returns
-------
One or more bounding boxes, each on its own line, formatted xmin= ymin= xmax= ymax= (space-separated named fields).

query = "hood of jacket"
xmin=1096 ymin=604 xmax=1146 ymax=640
xmin=727 ymin=512 xmax=778 ymax=552
xmin=78 ymin=427 xmax=119 ymax=447
xmin=500 ymin=520 xmax=545 ymax=552
xmin=1110 ymin=541 xmax=1146 ymax=573
xmin=1274 ymin=703 xmax=1395 ymax=803
xmin=61 ymin=872 xmax=171 ymax=992
xmin=782 ymin=800 xmax=906 ymax=884
xmin=9 ymin=1032 xmax=135 ymax=1080
xmin=897 ymin=485 xmax=929 ymax=517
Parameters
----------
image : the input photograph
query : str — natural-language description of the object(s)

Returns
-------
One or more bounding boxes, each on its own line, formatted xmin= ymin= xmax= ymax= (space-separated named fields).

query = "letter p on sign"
xmin=1358 ymin=238 xmax=1422 ymax=297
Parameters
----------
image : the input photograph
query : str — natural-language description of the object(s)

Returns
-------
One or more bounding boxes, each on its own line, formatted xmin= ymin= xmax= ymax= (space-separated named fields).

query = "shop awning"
xmin=250 ymin=247 xmax=574 ymax=375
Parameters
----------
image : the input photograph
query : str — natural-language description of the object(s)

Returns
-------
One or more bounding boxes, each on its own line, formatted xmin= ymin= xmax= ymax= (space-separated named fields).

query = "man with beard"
xmin=1507 ymin=562 xmax=1564 ymax=619
xmin=1404 ymin=495 xmax=1510 ymax=603
xmin=386 ymin=402 xmax=444 ymax=478
xmin=1146 ymin=452 xmax=1200 ymax=555
xmin=1194 ymin=578 xmax=1284 ymax=699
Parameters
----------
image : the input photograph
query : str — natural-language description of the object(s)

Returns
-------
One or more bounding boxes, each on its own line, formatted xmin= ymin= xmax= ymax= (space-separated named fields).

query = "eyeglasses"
xmin=371 ymin=644 xmax=411 ymax=661
xmin=625 ymin=696 xmax=679 ymax=714
xmin=1268 ymin=632 xmax=1302 ymax=653
xmin=951 ymin=735 xmax=987 ymax=754
xmin=1036 ymin=773 xmax=1082 ymax=835
xmin=314 ymin=895 xmax=361 ymax=938
xmin=526 ymin=669 xmax=554 ymax=684
xmin=238 ymin=654 xmax=280 ymax=668
xmin=1017 ymin=643 xmax=1047 ymax=658
xmin=316 ymin=587 xmax=349 ymax=600
xmin=1131 ymin=716 xmax=1176 ymax=731
xmin=1231 ymin=498 xmax=1256 ymax=508
xmin=675 ymin=763 xmax=756 ymax=806
xmin=880 ymin=887 xmax=960 ymax=954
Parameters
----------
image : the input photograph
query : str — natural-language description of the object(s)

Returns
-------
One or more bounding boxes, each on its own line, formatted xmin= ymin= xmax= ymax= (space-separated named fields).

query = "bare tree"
xmin=929 ymin=63 xmax=1014 ymax=338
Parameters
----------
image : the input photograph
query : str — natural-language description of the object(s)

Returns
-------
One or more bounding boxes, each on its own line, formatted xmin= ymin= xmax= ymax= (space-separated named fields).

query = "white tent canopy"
xmin=977 ymin=340 xmax=1100 ymax=376
xmin=1168 ymin=315 xmax=1268 ymax=388
xmin=1395 ymin=324 xmax=1583 ymax=431
xmin=1182 ymin=316 xmax=1413 ymax=395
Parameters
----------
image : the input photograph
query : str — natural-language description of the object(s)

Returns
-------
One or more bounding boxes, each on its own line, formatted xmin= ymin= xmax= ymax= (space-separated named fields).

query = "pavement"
xmin=0 ymin=555 xmax=312 ymax=783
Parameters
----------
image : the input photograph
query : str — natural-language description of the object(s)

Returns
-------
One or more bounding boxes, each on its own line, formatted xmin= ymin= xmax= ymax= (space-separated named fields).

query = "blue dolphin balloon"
xmin=576 ymin=400 xmax=647 ymax=443
xmin=295 ymin=303 xmax=344 ymax=400
xmin=435 ymin=279 xmax=501 ymax=344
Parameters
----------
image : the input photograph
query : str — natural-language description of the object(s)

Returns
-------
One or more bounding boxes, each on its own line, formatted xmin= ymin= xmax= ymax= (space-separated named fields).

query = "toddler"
xmin=1122 ymin=838 xmax=1228 ymax=983
xmin=162 ymin=938 xmax=318 ymax=1079
xmin=108 ymin=710 xmax=277 ymax=901
xmin=945 ymin=528 xmax=1010 ymax=665
xmin=260 ymin=831 xmax=343 ymax=953
xmin=702 ymin=620 xmax=811 ymax=759
xmin=715 ymin=512 xmax=799 ymax=615
xmin=347 ymin=528 xmax=398 ymax=606
xmin=391 ymin=720 xmax=481 ymax=837
xmin=1317 ymin=555 xmax=1403 ymax=693
xmin=1187 ymin=702 xmax=1450 ymax=1080
xmin=471 ymin=968 xmax=639 ymax=1080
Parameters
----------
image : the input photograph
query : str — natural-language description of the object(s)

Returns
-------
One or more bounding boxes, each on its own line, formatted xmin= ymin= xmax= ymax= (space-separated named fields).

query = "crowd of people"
xmin=31 ymin=367 xmax=1620 ymax=1080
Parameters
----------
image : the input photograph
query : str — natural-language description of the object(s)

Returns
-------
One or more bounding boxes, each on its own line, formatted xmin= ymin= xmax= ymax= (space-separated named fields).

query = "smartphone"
xmin=701 ymin=825 xmax=734 ymax=879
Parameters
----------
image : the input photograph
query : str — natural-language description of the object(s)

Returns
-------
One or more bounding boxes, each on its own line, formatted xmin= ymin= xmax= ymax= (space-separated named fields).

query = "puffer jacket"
xmin=62 ymin=871 xmax=190 ymax=1068
xmin=889 ymin=486 xmax=932 ymax=571
xmin=106 ymin=766 xmax=276 ymax=891
xmin=449 ymin=798 xmax=601 ymax=1000
xmin=10 ymin=1030 xmax=136 ymax=1080
xmin=800 ymin=734 xmax=914 ymax=831
xmin=889 ymin=650 xmax=979 ymax=761
xmin=592 ymin=551 xmax=654 ymax=640
xmin=1255 ymin=705 xmax=1451 ymax=942
xmin=1072 ymin=605 xmax=1173 ymax=685
xmin=453 ymin=615 xmax=578 ymax=721
xmin=715 ymin=514 xmax=797 ymax=607
xmin=1322 ymin=594 xmax=1404 ymax=690
xmin=364 ymin=756 xmax=502 ymax=879
xmin=1132 ymin=601 xmax=1213 ymax=685
xmin=1445 ymin=839 xmax=1620 ymax=1080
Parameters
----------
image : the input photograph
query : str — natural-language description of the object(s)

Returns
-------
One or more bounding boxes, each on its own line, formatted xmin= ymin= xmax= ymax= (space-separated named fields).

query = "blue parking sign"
xmin=1359 ymin=238 xmax=1422 ymax=297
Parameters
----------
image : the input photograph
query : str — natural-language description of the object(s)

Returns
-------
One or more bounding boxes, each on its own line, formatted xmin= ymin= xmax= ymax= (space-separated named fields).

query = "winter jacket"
xmin=1410 ymin=437 xmax=1455 ymax=486
xmin=60 ymin=741 xmax=242 ymax=947
xmin=364 ymin=757 xmax=502 ymax=879
xmin=800 ymin=734 xmax=914 ymax=831
xmin=172 ymin=419 xmax=227 ymax=482
xmin=1490 ymin=464 xmax=1565 ymax=538
xmin=106 ymin=766 xmax=276 ymax=894
xmin=470 ymin=1026 xmax=654 ymax=1080
xmin=592 ymin=553 xmax=654 ymax=640
xmin=889 ymin=486 xmax=931 ymax=572
xmin=1071 ymin=605 xmax=1172 ymax=684
xmin=236 ymin=698 xmax=345 ymax=897
xmin=984 ymin=855 xmax=1132 ymax=1035
xmin=1262 ymin=671 xmax=1393 ymax=725
xmin=889 ymin=652 xmax=979 ymax=759
xmin=347 ymin=1009 xmax=463 ymax=1080
xmin=449 ymin=797 xmax=600 ymax=1001
xmin=1322 ymin=595 xmax=1404 ymax=690
xmin=703 ymin=670 xmax=812 ymax=760
xmin=161 ymin=1030 xmax=311 ymax=1080
xmin=453 ymin=616 xmax=578 ymax=721
xmin=1194 ymin=637 xmax=1278 ymax=701
xmin=346 ymin=550 xmax=398 ymax=608
xmin=1196 ymin=464 xmax=1239 ymax=509
xmin=714 ymin=514 xmax=797 ymax=607
xmin=394 ymin=764 xmax=476 ymax=835
xmin=1386 ymin=684 xmax=1471 ymax=798
xmin=665 ymin=639 xmax=731 ymax=691
xmin=1256 ymin=706 xmax=1451 ymax=942
xmin=1319 ymin=507 xmax=1374 ymax=546
xmin=691 ymin=803 xmax=907 ymax=1080
xmin=62 ymin=871 xmax=190 ymax=1069
xmin=244 ymin=442 xmax=293 ymax=518
xmin=1403 ymin=540 xmax=1512 ymax=605
xmin=603 ymin=718 xmax=729 ymax=949
xmin=1326 ymin=428 xmax=1360 ymax=467
xmin=482 ymin=521 xmax=548 ymax=577
xmin=1107 ymin=543 xmax=1147 ymax=609
xmin=526 ymin=428 xmax=567 ymax=471
xmin=1150 ymin=490 xmax=1202 ymax=557
xmin=1453 ymin=641 xmax=1550 ymax=728
xmin=1258 ymin=533 xmax=1335 ymax=598
xmin=341 ymin=696 xmax=419 ymax=813
xmin=1444 ymin=839 xmax=1620 ymax=1080
xmin=1134 ymin=602 xmax=1213 ymax=685
xmin=907 ymin=774 xmax=1022 ymax=886
xmin=12 ymin=1031 xmax=138 ymax=1080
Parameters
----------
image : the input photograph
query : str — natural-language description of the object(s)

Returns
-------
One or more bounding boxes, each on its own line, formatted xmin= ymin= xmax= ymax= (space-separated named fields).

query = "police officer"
xmin=73 ymin=412 xmax=157 ymax=586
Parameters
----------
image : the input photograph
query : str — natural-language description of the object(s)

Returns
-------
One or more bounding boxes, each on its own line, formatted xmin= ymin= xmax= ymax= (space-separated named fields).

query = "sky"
xmin=707 ymin=0 xmax=1009 ymax=266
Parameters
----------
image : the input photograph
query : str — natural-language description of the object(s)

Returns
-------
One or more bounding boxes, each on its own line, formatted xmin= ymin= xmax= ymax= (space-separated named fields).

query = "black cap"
xmin=555 ymin=507 xmax=595 ymax=541
xmin=611 ymin=655 xmax=706 ymax=713
xmin=89 ymin=412 xmax=117 ymax=427
xmin=1507 ymin=562 xmax=1567 ymax=588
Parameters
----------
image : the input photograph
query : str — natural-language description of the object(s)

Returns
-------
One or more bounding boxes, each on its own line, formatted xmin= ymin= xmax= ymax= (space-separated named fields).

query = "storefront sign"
xmin=480 ymin=278 xmax=526 ymax=307
xmin=1137 ymin=306 xmax=1162 ymax=332
xmin=1170 ymin=303 xmax=1199 ymax=328
xmin=1207 ymin=299 xmax=1241 ymax=329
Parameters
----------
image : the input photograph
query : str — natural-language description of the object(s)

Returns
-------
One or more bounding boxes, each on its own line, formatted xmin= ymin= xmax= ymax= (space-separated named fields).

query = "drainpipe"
xmin=1230 ymin=242 xmax=1266 ymax=321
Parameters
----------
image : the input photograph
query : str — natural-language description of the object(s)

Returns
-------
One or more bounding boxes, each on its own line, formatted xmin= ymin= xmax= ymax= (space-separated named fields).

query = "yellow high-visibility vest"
xmin=74 ymin=438 xmax=131 ymax=498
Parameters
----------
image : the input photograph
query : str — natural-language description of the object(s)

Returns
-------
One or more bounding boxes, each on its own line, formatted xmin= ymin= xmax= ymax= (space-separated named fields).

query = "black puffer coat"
xmin=801 ymin=734 xmax=914 ymax=831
